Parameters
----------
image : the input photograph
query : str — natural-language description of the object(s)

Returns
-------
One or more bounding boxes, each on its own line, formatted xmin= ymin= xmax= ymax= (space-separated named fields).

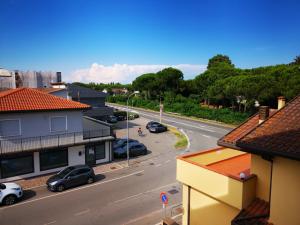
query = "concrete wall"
xmin=250 ymin=154 xmax=272 ymax=201
xmin=177 ymin=158 xmax=256 ymax=209
xmin=0 ymin=111 xmax=83 ymax=139
xmin=181 ymin=184 xmax=239 ymax=225
xmin=269 ymin=157 xmax=300 ymax=225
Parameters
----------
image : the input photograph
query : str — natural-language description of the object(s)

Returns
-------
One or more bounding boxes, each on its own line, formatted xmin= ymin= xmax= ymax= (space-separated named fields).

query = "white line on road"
xmin=155 ymin=164 xmax=162 ymax=167
xmin=202 ymin=134 xmax=212 ymax=138
xmin=165 ymin=160 xmax=170 ymax=163
xmin=1 ymin=170 xmax=145 ymax=210
xmin=112 ymin=105 xmax=217 ymax=133
xmin=43 ymin=221 xmax=56 ymax=225
xmin=112 ymin=182 xmax=178 ymax=204
xmin=75 ymin=209 xmax=90 ymax=216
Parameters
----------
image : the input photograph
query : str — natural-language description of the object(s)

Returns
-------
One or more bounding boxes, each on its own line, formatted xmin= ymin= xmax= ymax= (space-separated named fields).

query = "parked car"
xmin=106 ymin=115 xmax=118 ymax=123
xmin=114 ymin=142 xmax=147 ymax=158
xmin=113 ymin=138 xmax=140 ymax=150
xmin=146 ymin=121 xmax=160 ymax=129
xmin=148 ymin=123 xmax=167 ymax=133
xmin=46 ymin=165 xmax=95 ymax=192
xmin=0 ymin=182 xmax=23 ymax=205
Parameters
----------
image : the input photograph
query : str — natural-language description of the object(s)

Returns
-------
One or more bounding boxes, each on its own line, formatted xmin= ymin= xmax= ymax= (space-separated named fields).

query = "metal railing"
xmin=0 ymin=128 xmax=112 ymax=154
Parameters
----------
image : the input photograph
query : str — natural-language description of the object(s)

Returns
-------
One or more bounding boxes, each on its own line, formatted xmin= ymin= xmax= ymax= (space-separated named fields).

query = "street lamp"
xmin=127 ymin=91 xmax=140 ymax=166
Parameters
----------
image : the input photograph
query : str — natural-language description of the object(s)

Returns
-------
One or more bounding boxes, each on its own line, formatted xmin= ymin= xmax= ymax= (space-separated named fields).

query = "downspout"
xmin=187 ymin=186 xmax=191 ymax=225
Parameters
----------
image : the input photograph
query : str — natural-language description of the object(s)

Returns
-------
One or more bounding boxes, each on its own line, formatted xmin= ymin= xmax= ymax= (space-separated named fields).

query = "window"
xmin=95 ymin=143 xmax=106 ymax=160
xmin=0 ymin=119 xmax=21 ymax=137
xmin=0 ymin=153 xmax=34 ymax=178
xmin=50 ymin=116 xmax=67 ymax=132
xmin=39 ymin=148 xmax=68 ymax=171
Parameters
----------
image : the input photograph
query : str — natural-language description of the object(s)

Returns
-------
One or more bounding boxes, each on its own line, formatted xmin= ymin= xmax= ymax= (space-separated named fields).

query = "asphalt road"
xmin=0 ymin=106 xmax=232 ymax=225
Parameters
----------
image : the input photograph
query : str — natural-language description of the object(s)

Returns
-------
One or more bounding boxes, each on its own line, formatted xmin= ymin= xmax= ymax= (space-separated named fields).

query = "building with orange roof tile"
xmin=0 ymin=88 xmax=115 ymax=181
xmin=177 ymin=96 xmax=300 ymax=225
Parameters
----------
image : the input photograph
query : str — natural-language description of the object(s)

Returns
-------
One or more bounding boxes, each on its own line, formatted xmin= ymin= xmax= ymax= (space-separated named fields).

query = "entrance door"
xmin=85 ymin=146 xmax=96 ymax=166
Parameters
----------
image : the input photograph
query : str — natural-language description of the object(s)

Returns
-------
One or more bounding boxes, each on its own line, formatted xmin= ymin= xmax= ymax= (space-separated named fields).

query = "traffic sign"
xmin=160 ymin=192 xmax=168 ymax=205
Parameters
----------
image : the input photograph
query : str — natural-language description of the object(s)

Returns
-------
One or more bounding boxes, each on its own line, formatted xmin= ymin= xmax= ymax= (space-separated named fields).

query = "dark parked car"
xmin=146 ymin=121 xmax=160 ymax=129
xmin=106 ymin=115 xmax=118 ymax=123
xmin=113 ymin=138 xmax=139 ymax=150
xmin=46 ymin=165 xmax=95 ymax=192
xmin=114 ymin=143 xmax=147 ymax=158
xmin=148 ymin=123 xmax=167 ymax=133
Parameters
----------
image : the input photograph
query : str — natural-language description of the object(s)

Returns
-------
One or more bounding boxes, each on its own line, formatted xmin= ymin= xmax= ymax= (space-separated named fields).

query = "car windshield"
xmin=58 ymin=166 xmax=74 ymax=177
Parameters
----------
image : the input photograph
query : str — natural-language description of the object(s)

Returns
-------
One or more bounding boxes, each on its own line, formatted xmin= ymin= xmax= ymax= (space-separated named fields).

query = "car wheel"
xmin=57 ymin=184 xmax=65 ymax=192
xmin=87 ymin=177 xmax=94 ymax=184
xmin=3 ymin=195 xmax=17 ymax=205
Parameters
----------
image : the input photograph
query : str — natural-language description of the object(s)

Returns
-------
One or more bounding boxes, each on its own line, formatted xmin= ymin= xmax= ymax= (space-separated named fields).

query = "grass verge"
xmin=167 ymin=126 xmax=188 ymax=150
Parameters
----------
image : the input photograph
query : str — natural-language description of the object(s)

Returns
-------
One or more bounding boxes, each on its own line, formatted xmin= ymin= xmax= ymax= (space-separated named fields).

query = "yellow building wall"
xmin=182 ymin=184 xmax=189 ymax=225
xmin=269 ymin=157 xmax=300 ymax=225
xmin=189 ymin=188 xmax=239 ymax=225
xmin=251 ymin=154 xmax=272 ymax=201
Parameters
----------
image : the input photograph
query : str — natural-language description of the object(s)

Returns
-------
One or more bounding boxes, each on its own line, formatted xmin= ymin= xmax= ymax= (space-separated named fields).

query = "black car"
xmin=46 ymin=165 xmax=95 ymax=192
xmin=113 ymin=138 xmax=140 ymax=150
xmin=148 ymin=123 xmax=167 ymax=133
xmin=146 ymin=121 xmax=160 ymax=129
xmin=106 ymin=115 xmax=118 ymax=123
xmin=114 ymin=143 xmax=147 ymax=158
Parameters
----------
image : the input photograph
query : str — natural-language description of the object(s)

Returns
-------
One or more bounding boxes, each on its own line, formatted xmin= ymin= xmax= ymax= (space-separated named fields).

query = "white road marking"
xmin=202 ymin=134 xmax=212 ymax=138
xmin=1 ymin=170 xmax=145 ymax=210
xmin=155 ymin=164 xmax=162 ymax=167
xmin=112 ymin=182 xmax=178 ymax=204
xmin=43 ymin=221 xmax=56 ymax=225
xmin=75 ymin=209 xmax=90 ymax=216
xmin=179 ymin=128 xmax=191 ymax=151
xmin=109 ymin=104 xmax=217 ymax=132
xmin=165 ymin=160 xmax=170 ymax=163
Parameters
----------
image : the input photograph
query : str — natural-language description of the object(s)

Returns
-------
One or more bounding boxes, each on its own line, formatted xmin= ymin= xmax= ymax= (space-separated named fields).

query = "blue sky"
xmin=0 ymin=0 xmax=300 ymax=83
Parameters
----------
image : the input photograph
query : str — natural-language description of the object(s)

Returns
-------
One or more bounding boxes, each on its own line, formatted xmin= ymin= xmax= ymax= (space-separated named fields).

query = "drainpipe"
xmin=187 ymin=186 xmax=191 ymax=225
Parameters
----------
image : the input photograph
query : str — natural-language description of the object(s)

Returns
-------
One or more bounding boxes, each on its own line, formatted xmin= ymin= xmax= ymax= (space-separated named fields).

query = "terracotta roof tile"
xmin=218 ymin=109 xmax=277 ymax=147
xmin=237 ymin=95 xmax=300 ymax=160
xmin=0 ymin=88 xmax=90 ymax=112
xmin=232 ymin=198 xmax=270 ymax=225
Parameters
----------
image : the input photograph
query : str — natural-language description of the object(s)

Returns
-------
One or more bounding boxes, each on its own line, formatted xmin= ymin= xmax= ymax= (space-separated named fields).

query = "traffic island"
xmin=167 ymin=126 xmax=188 ymax=150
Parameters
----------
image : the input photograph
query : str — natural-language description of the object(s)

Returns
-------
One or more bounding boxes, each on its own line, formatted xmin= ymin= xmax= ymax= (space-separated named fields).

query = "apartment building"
xmin=177 ymin=96 xmax=300 ymax=225
xmin=0 ymin=88 xmax=114 ymax=182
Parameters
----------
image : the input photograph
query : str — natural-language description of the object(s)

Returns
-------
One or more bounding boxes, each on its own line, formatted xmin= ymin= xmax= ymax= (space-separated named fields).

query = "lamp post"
xmin=127 ymin=91 xmax=139 ymax=166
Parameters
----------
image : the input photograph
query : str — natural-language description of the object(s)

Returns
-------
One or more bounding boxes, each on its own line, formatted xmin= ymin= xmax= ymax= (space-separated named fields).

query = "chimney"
xmin=259 ymin=106 xmax=269 ymax=124
xmin=278 ymin=96 xmax=286 ymax=110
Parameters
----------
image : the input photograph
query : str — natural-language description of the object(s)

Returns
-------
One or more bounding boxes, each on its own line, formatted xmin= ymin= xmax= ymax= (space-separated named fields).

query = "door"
xmin=85 ymin=146 xmax=96 ymax=166
xmin=66 ymin=170 xmax=81 ymax=188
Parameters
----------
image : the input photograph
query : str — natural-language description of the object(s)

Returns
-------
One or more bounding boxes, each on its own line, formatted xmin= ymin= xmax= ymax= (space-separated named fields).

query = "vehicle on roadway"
xmin=146 ymin=121 xmax=161 ymax=129
xmin=114 ymin=142 xmax=147 ymax=158
xmin=113 ymin=138 xmax=140 ymax=150
xmin=0 ymin=182 xmax=23 ymax=205
xmin=148 ymin=123 xmax=168 ymax=133
xmin=106 ymin=115 xmax=118 ymax=123
xmin=46 ymin=165 xmax=95 ymax=192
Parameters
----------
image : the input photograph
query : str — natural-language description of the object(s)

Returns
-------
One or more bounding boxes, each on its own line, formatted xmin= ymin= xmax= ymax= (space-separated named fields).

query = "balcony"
xmin=0 ymin=128 xmax=114 ymax=155
xmin=177 ymin=147 xmax=257 ymax=210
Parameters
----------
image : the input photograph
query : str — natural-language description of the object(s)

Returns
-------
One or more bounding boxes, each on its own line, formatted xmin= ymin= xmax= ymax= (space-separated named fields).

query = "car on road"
xmin=113 ymin=138 xmax=140 ymax=149
xmin=148 ymin=123 xmax=168 ymax=133
xmin=106 ymin=115 xmax=118 ymax=123
xmin=114 ymin=142 xmax=147 ymax=158
xmin=0 ymin=182 xmax=23 ymax=205
xmin=146 ymin=121 xmax=160 ymax=129
xmin=46 ymin=165 xmax=95 ymax=192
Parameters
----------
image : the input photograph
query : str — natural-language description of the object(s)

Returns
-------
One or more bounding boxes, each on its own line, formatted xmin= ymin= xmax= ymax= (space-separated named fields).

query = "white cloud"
xmin=68 ymin=63 xmax=206 ymax=84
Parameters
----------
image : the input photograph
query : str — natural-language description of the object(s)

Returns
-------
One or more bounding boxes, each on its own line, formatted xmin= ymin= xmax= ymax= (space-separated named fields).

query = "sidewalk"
xmin=15 ymin=162 xmax=125 ymax=190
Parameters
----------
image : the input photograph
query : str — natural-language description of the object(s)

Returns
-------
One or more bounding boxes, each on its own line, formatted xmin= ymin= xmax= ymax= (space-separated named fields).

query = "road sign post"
xmin=160 ymin=192 xmax=168 ymax=218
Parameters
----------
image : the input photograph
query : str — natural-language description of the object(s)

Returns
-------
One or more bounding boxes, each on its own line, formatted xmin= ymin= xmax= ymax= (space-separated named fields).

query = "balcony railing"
xmin=0 ymin=128 xmax=112 ymax=155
